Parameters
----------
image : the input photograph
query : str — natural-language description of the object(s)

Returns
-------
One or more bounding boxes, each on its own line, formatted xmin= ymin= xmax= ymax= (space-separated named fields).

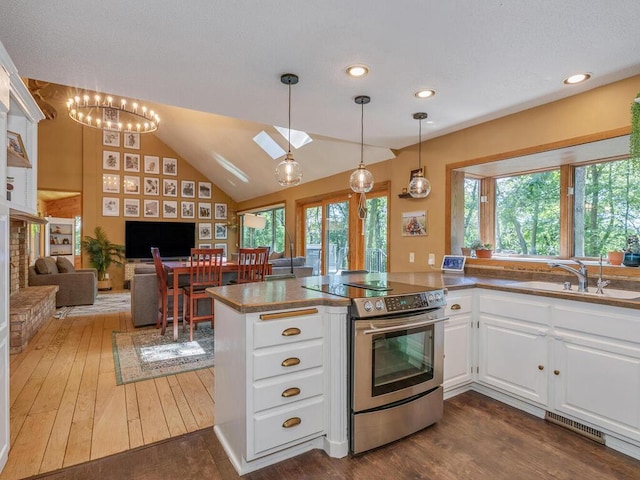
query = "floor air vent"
xmin=545 ymin=411 xmax=605 ymax=444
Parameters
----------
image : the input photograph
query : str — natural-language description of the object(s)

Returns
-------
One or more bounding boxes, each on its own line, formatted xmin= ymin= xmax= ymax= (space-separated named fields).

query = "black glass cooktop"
xmin=303 ymin=280 xmax=430 ymax=299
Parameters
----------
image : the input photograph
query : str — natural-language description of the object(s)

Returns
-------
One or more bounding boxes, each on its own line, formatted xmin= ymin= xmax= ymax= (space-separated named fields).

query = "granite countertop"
xmin=207 ymin=271 xmax=640 ymax=313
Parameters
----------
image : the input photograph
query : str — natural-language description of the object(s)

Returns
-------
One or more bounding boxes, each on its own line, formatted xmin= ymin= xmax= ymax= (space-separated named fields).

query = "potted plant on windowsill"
xmin=623 ymin=234 xmax=640 ymax=267
xmin=475 ymin=243 xmax=493 ymax=259
xmin=607 ymin=249 xmax=624 ymax=266
xmin=81 ymin=226 xmax=125 ymax=290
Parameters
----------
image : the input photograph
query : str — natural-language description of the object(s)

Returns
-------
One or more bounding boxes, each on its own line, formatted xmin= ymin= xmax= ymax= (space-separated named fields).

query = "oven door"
xmin=352 ymin=310 xmax=444 ymax=412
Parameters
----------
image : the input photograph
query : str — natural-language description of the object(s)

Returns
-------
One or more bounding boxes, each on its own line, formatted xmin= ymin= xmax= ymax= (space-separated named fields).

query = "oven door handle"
xmin=362 ymin=317 xmax=448 ymax=335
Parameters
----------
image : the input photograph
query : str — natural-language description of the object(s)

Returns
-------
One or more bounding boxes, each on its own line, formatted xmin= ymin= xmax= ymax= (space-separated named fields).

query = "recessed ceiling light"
xmin=415 ymin=89 xmax=436 ymax=99
xmin=346 ymin=64 xmax=369 ymax=78
xmin=563 ymin=73 xmax=591 ymax=85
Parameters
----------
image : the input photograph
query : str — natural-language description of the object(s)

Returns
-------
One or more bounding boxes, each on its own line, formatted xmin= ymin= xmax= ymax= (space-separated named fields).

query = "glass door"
xmin=364 ymin=194 xmax=388 ymax=272
xmin=325 ymin=200 xmax=349 ymax=274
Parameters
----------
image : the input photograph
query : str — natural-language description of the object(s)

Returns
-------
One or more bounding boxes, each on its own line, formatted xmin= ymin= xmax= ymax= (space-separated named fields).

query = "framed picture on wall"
xmin=198 ymin=202 xmax=212 ymax=219
xmin=102 ymin=130 xmax=120 ymax=147
xmin=102 ymin=197 xmax=119 ymax=216
xmin=163 ymin=200 xmax=178 ymax=218
xmin=144 ymin=199 xmax=159 ymax=217
xmin=103 ymin=150 xmax=120 ymax=170
xmin=102 ymin=173 xmax=120 ymax=193
xmin=103 ymin=108 xmax=119 ymax=124
xmin=198 ymin=182 xmax=212 ymax=198
xmin=199 ymin=222 xmax=212 ymax=240
xmin=181 ymin=180 xmax=195 ymax=198
xmin=214 ymin=223 xmax=228 ymax=240
xmin=181 ymin=201 xmax=195 ymax=219
xmin=214 ymin=243 xmax=227 ymax=258
xmin=7 ymin=131 xmax=29 ymax=165
xmin=198 ymin=243 xmax=212 ymax=249
xmin=144 ymin=155 xmax=160 ymax=174
xmin=163 ymin=157 xmax=178 ymax=176
xmin=402 ymin=211 xmax=427 ymax=236
xmin=123 ymin=175 xmax=140 ymax=194
xmin=124 ymin=198 xmax=140 ymax=217
xmin=124 ymin=153 xmax=140 ymax=172
xmin=144 ymin=177 xmax=159 ymax=196
xmin=163 ymin=179 xmax=177 ymax=197
xmin=214 ymin=203 xmax=227 ymax=220
xmin=124 ymin=132 xmax=140 ymax=150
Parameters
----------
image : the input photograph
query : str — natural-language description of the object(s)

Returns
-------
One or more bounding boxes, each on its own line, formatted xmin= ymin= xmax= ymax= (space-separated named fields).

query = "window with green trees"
xmin=240 ymin=206 xmax=285 ymax=252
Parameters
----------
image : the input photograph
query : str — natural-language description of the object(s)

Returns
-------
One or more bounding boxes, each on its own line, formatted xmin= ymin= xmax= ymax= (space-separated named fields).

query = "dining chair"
xmin=237 ymin=247 xmax=270 ymax=283
xmin=151 ymin=246 xmax=182 ymax=336
xmin=183 ymin=248 xmax=223 ymax=341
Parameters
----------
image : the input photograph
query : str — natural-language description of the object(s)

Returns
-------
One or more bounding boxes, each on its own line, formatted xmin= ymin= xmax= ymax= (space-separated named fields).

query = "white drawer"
xmin=254 ymin=313 xmax=323 ymax=349
xmin=252 ymin=396 xmax=324 ymax=455
xmin=253 ymin=340 xmax=323 ymax=381
xmin=253 ymin=368 xmax=324 ymax=412
xmin=445 ymin=293 xmax=473 ymax=316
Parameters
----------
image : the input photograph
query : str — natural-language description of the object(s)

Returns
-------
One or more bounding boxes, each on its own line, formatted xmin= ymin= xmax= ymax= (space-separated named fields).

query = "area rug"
xmin=112 ymin=324 xmax=214 ymax=385
xmin=54 ymin=292 xmax=131 ymax=319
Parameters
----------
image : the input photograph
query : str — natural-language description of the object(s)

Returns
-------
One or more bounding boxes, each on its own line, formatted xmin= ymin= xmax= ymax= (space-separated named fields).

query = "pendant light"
xmin=275 ymin=73 xmax=303 ymax=186
xmin=408 ymin=112 xmax=431 ymax=198
xmin=349 ymin=95 xmax=374 ymax=195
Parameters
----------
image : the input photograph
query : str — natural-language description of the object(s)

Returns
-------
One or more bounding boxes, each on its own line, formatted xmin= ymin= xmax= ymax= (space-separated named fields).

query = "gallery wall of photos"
xmin=99 ymin=127 xmax=229 ymax=250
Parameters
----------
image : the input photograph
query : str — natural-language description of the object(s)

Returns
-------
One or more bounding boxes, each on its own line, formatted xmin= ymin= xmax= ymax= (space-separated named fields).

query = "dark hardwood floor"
xmin=27 ymin=391 xmax=640 ymax=480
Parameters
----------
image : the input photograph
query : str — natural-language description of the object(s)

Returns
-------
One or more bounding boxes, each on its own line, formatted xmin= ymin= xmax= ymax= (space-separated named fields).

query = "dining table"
xmin=162 ymin=259 xmax=272 ymax=340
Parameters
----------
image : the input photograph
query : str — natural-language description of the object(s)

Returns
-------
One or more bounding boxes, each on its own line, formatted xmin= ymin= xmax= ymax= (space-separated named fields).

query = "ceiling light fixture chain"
xmin=408 ymin=112 xmax=431 ymax=198
xmin=67 ymin=93 xmax=160 ymax=133
xmin=275 ymin=73 xmax=303 ymax=187
xmin=350 ymin=95 xmax=374 ymax=232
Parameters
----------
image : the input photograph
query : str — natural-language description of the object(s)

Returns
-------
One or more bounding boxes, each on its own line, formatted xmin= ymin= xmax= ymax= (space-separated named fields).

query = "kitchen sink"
xmin=505 ymin=281 xmax=640 ymax=300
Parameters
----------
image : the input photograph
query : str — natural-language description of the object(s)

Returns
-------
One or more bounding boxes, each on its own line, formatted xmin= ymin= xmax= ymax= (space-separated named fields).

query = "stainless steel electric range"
xmin=303 ymin=278 xmax=448 ymax=454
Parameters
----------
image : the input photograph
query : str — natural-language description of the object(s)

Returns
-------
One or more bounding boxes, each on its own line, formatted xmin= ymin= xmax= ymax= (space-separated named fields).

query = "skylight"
xmin=274 ymin=126 xmax=313 ymax=149
xmin=253 ymin=131 xmax=286 ymax=160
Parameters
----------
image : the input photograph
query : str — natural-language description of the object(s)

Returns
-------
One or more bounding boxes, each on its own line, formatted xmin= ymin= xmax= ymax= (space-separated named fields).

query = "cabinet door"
xmin=478 ymin=314 xmax=549 ymax=405
xmin=552 ymin=332 xmax=640 ymax=442
xmin=443 ymin=314 xmax=473 ymax=391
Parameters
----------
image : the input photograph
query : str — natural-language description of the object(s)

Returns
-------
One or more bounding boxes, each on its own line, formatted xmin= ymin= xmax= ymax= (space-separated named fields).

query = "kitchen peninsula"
xmin=208 ymin=272 xmax=640 ymax=475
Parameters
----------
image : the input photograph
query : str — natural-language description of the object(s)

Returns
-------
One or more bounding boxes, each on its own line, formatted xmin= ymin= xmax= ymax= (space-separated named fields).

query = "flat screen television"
xmin=125 ymin=221 xmax=196 ymax=259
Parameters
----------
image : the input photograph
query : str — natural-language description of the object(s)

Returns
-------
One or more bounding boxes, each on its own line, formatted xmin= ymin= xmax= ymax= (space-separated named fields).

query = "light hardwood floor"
xmin=1 ymin=302 xmax=214 ymax=480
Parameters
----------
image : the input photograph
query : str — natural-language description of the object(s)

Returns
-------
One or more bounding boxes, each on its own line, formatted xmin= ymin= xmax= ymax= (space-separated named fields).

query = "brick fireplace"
xmin=10 ymin=219 xmax=29 ymax=294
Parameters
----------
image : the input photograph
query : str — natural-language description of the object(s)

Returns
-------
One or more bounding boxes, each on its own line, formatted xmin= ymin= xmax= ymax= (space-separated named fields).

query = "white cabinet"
xmin=214 ymin=301 xmax=348 ymax=475
xmin=551 ymin=303 xmax=640 ymax=444
xmin=477 ymin=292 xmax=550 ymax=406
xmin=443 ymin=292 xmax=473 ymax=392
xmin=45 ymin=217 xmax=75 ymax=261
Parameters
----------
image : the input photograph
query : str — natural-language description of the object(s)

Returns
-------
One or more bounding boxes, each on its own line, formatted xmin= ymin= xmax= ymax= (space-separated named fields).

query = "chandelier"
xmin=275 ymin=73 xmax=303 ymax=186
xmin=349 ymin=95 xmax=374 ymax=194
xmin=67 ymin=93 xmax=160 ymax=133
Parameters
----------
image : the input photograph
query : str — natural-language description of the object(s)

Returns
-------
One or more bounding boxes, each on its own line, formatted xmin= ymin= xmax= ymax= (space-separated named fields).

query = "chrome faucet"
xmin=548 ymin=259 xmax=589 ymax=292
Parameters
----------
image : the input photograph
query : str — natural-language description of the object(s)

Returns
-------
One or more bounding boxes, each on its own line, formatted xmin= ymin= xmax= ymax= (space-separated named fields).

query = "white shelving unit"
xmin=45 ymin=217 xmax=75 ymax=261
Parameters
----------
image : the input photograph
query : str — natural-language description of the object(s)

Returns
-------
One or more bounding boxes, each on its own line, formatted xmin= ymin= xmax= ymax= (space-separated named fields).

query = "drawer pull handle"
xmin=282 ymin=417 xmax=301 ymax=429
xmin=450 ymin=304 xmax=461 ymax=310
xmin=281 ymin=357 xmax=301 ymax=367
xmin=554 ymin=370 xmax=560 ymax=376
xmin=260 ymin=308 xmax=318 ymax=321
xmin=538 ymin=365 xmax=544 ymax=371
xmin=281 ymin=387 xmax=301 ymax=398
xmin=282 ymin=327 xmax=301 ymax=337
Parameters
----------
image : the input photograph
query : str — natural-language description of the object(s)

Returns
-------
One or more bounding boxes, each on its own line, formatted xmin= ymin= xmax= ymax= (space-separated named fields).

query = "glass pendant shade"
xmin=409 ymin=171 xmax=431 ymax=197
xmin=275 ymin=73 xmax=303 ymax=187
xmin=350 ymin=163 xmax=374 ymax=193
xmin=409 ymin=112 xmax=431 ymax=198
xmin=275 ymin=152 xmax=303 ymax=186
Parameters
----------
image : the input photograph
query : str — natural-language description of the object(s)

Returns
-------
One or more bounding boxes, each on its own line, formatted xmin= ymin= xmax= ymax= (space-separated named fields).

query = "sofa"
xmin=230 ymin=252 xmax=314 ymax=278
xmin=28 ymin=256 xmax=98 ymax=307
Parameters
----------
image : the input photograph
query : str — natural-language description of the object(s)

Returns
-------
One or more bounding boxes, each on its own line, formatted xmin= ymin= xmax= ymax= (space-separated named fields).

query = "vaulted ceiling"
xmin=1 ymin=1 xmax=639 ymax=201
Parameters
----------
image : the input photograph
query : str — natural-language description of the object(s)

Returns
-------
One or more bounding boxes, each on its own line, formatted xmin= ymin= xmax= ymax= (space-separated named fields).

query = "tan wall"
xmin=38 ymin=94 xmax=236 ymax=288
xmin=238 ymin=75 xmax=640 ymax=272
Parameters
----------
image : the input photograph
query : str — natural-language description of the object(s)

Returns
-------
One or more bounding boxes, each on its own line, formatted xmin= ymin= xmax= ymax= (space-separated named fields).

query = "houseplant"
xmin=623 ymin=234 xmax=640 ymax=267
xmin=475 ymin=243 xmax=493 ymax=259
xmin=81 ymin=226 xmax=125 ymax=290
xmin=607 ymin=249 xmax=624 ymax=266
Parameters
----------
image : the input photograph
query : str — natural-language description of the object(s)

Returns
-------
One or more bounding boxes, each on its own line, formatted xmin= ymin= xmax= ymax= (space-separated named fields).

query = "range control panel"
xmin=351 ymin=289 xmax=447 ymax=318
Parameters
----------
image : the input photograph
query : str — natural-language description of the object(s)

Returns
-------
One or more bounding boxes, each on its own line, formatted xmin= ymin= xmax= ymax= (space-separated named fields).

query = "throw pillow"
xmin=57 ymin=256 xmax=76 ymax=273
xmin=269 ymin=251 xmax=284 ymax=260
xmin=35 ymin=257 xmax=59 ymax=274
